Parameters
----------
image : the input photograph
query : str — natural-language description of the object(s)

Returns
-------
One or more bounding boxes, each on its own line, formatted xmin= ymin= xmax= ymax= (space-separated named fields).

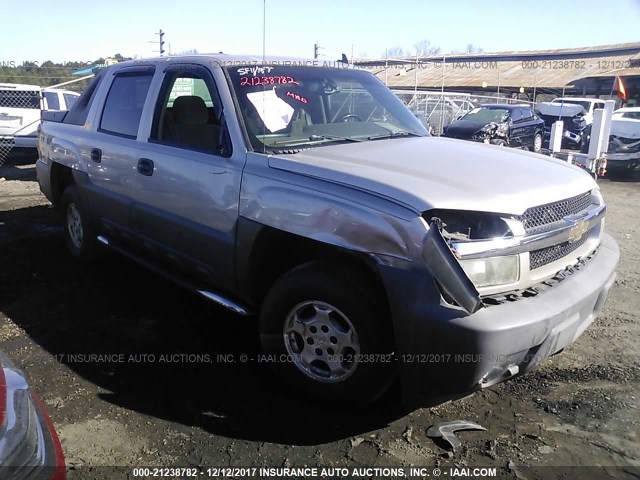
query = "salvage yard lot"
xmin=1 ymin=153 xmax=639 ymax=479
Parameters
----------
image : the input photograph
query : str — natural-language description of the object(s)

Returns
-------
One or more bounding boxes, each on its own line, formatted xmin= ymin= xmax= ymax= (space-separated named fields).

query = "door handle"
xmin=90 ymin=148 xmax=102 ymax=163
xmin=137 ymin=158 xmax=154 ymax=176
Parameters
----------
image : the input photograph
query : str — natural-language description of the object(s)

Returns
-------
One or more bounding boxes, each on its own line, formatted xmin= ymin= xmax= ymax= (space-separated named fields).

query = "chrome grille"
xmin=529 ymin=233 xmax=589 ymax=270
xmin=518 ymin=191 xmax=593 ymax=234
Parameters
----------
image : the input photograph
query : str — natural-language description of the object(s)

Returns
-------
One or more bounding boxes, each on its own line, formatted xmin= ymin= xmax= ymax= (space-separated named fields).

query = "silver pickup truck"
xmin=36 ymin=55 xmax=619 ymax=406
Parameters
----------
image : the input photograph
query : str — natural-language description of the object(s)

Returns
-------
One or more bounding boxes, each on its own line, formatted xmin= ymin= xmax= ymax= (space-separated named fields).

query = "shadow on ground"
xmin=0 ymin=204 xmax=407 ymax=446
xmin=603 ymin=171 xmax=640 ymax=183
xmin=0 ymin=150 xmax=38 ymax=181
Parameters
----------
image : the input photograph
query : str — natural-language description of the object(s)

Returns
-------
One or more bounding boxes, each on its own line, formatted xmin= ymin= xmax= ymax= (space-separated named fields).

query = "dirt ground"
xmin=0 ymin=152 xmax=638 ymax=480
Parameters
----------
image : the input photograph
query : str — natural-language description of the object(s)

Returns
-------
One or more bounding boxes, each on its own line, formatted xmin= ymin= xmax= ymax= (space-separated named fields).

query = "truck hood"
xmin=268 ymin=136 xmax=596 ymax=215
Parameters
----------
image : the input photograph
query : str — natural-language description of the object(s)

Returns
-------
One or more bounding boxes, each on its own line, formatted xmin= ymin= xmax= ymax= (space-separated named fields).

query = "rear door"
xmin=83 ymin=67 xmax=156 ymax=238
xmin=519 ymin=107 xmax=537 ymax=147
xmin=130 ymin=63 xmax=242 ymax=289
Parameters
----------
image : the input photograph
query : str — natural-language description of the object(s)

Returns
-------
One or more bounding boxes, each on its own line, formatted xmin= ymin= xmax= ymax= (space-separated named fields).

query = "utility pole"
xmin=314 ymin=41 xmax=323 ymax=59
xmin=159 ymin=29 xmax=166 ymax=55
xmin=149 ymin=29 xmax=165 ymax=55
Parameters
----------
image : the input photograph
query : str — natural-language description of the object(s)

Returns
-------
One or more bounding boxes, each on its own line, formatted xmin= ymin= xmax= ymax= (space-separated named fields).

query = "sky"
xmin=3 ymin=0 xmax=640 ymax=64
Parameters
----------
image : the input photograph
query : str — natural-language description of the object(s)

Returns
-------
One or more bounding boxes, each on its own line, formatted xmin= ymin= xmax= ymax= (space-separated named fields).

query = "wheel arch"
xmin=236 ymin=219 xmax=391 ymax=312
xmin=50 ymin=162 xmax=75 ymax=207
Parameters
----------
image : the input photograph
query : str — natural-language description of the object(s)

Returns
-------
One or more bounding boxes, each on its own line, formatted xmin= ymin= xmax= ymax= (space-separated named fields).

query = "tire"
xmin=492 ymin=139 xmax=507 ymax=147
xmin=532 ymin=133 xmax=543 ymax=152
xmin=259 ymin=262 xmax=396 ymax=406
xmin=61 ymin=185 xmax=98 ymax=261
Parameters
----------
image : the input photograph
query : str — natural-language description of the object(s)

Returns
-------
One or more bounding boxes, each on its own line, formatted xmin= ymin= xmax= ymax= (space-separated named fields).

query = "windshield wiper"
xmin=308 ymin=134 xmax=364 ymax=143
xmin=367 ymin=131 xmax=424 ymax=141
xmin=272 ymin=134 xmax=363 ymax=146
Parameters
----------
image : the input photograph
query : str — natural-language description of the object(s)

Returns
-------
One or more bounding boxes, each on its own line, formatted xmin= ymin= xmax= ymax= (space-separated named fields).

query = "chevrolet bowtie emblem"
xmin=568 ymin=220 xmax=588 ymax=243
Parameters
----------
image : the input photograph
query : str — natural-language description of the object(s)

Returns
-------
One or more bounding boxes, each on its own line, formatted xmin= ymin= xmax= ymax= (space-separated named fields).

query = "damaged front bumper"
xmin=470 ymin=123 xmax=509 ymax=145
xmin=383 ymin=232 xmax=619 ymax=407
xmin=606 ymin=152 xmax=640 ymax=174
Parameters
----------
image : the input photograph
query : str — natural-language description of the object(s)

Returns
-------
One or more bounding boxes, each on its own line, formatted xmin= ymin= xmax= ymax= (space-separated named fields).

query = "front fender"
xmin=239 ymin=166 xmax=427 ymax=263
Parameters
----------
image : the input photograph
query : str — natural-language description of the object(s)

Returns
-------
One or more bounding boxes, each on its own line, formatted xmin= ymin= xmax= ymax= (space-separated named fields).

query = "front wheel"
xmin=259 ymin=262 xmax=396 ymax=406
xmin=61 ymin=186 xmax=98 ymax=261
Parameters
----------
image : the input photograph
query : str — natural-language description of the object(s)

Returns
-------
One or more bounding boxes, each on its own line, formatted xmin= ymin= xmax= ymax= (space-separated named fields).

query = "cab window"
xmin=150 ymin=72 xmax=230 ymax=156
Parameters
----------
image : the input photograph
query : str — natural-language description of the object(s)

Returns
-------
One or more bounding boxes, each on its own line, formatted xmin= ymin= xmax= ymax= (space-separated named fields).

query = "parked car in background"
xmin=0 ymin=350 xmax=66 ymax=479
xmin=537 ymin=101 xmax=588 ymax=150
xmin=43 ymin=89 xmax=80 ymax=112
xmin=0 ymin=83 xmax=79 ymax=155
xmin=442 ymin=104 xmax=544 ymax=151
xmin=551 ymin=97 xmax=606 ymax=127
xmin=606 ymin=106 xmax=640 ymax=177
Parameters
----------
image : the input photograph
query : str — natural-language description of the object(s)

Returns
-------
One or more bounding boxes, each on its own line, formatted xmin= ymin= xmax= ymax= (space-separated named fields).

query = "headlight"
xmin=460 ymin=255 xmax=519 ymax=287
xmin=423 ymin=210 xmax=514 ymax=240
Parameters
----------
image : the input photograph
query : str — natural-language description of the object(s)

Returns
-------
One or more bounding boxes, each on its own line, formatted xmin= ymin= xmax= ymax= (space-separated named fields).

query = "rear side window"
xmin=44 ymin=91 xmax=60 ymax=110
xmin=99 ymin=73 xmax=154 ymax=138
xmin=64 ymin=69 xmax=107 ymax=126
xmin=0 ymin=90 xmax=40 ymax=109
xmin=63 ymin=93 xmax=79 ymax=109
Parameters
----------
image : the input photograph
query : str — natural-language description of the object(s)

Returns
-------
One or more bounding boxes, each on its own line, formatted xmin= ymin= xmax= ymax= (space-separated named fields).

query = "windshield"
xmin=461 ymin=107 xmax=510 ymax=123
xmin=226 ymin=65 xmax=428 ymax=151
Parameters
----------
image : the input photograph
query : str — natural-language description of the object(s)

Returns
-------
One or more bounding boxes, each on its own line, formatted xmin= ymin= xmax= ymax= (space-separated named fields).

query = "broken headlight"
xmin=423 ymin=209 xmax=514 ymax=241
xmin=459 ymin=255 xmax=519 ymax=287
xmin=423 ymin=210 xmax=520 ymax=288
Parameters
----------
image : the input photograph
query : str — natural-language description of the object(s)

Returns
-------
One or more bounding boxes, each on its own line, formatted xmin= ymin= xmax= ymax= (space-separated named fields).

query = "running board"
xmin=97 ymin=235 xmax=252 ymax=316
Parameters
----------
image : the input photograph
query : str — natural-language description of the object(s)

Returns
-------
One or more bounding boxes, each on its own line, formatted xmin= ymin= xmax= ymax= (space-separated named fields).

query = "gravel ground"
xmin=0 ymin=152 xmax=638 ymax=479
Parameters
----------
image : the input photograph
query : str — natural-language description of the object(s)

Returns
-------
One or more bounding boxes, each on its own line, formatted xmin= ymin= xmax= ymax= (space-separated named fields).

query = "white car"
xmin=551 ymin=97 xmax=607 ymax=126
xmin=43 ymin=88 xmax=80 ymax=112
xmin=607 ymin=107 xmax=640 ymax=176
xmin=611 ymin=106 xmax=640 ymax=121
xmin=0 ymin=83 xmax=79 ymax=153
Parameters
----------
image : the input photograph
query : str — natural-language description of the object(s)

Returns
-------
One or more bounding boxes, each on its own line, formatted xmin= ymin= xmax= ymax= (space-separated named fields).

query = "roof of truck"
xmin=114 ymin=54 xmax=349 ymax=69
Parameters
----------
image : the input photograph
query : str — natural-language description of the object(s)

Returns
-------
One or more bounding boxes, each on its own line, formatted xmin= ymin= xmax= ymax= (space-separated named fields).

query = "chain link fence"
xmin=392 ymin=90 xmax=538 ymax=135
xmin=0 ymin=87 xmax=42 ymax=167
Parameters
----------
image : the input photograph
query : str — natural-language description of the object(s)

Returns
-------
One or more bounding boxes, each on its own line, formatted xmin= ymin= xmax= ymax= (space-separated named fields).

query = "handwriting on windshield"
xmin=240 ymin=76 xmax=300 ymax=87
xmin=286 ymin=91 xmax=308 ymax=104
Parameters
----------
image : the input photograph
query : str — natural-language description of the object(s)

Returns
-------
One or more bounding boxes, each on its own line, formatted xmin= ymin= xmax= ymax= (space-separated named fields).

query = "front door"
xmin=131 ymin=64 xmax=243 ymax=289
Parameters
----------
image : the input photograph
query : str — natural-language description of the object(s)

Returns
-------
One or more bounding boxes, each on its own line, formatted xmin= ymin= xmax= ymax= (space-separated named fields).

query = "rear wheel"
xmin=532 ymin=133 xmax=543 ymax=152
xmin=61 ymin=186 xmax=98 ymax=261
xmin=259 ymin=262 xmax=396 ymax=405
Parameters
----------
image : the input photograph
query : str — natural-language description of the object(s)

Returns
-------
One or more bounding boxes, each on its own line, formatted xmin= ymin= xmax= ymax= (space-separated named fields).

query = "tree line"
xmin=0 ymin=54 xmax=132 ymax=89
xmin=382 ymin=40 xmax=484 ymax=58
